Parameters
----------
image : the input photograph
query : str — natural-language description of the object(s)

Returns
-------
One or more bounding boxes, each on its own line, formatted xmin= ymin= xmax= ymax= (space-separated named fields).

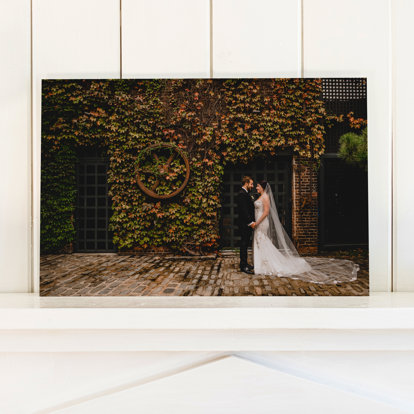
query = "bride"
xmin=252 ymin=180 xmax=359 ymax=284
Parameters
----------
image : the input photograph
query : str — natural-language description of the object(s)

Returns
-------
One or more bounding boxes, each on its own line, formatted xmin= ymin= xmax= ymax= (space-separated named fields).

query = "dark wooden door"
xmin=318 ymin=155 xmax=368 ymax=249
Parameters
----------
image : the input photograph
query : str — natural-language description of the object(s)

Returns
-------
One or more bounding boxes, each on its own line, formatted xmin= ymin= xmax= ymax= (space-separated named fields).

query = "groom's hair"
xmin=242 ymin=175 xmax=253 ymax=185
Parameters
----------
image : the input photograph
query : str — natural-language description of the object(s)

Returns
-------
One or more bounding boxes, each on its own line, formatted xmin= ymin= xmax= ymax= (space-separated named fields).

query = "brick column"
xmin=291 ymin=155 xmax=318 ymax=254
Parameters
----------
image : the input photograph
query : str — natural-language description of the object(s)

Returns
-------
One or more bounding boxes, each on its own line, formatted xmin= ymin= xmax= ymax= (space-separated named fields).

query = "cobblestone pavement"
xmin=40 ymin=249 xmax=368 ymax=296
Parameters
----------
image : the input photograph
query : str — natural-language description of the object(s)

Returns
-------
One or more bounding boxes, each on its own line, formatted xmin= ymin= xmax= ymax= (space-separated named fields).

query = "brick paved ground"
xmin=40 ymin=249 xmax=368 ymax=296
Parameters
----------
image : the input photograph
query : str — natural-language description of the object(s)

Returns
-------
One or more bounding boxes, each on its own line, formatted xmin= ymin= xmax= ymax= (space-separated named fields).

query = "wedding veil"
xmin=264 ymin=183 xmax=301 ymax=260
xmin=263 ymin=183 xmax=360 ymax=284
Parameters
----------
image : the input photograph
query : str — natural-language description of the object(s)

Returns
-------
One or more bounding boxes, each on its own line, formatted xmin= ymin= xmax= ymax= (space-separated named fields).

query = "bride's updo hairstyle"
xmin=259 ymin=180 xmax=268 ymax=193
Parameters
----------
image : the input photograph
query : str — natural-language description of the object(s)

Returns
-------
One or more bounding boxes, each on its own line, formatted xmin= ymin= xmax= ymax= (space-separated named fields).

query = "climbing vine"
xmin=41 ymin=78 xmax=341 ymax=254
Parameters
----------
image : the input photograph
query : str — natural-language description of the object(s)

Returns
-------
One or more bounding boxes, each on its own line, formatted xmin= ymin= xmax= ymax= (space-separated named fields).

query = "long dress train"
xmin=253 ymin=198 xmax=359 ymax=284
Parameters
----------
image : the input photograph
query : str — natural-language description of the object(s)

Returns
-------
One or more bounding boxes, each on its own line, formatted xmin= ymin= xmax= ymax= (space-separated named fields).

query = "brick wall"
xmin=291 ymin=155 xmax=319 ymax=254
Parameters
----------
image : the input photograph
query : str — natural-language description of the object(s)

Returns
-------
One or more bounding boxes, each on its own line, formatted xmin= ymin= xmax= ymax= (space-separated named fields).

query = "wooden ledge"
xmin=0 ymin=293 xmax=414 ymax=352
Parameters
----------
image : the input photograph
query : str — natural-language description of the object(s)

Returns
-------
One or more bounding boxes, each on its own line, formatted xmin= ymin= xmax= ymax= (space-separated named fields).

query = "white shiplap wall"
xmin=212 ymin=0 xmax=301 ymax=77
xmin=303 ymin=0 xmax=392 ymax=291
xmin=122 ymin=0 xmax=210 ymax=78
xmin=0 ymin=0 xmax=412 ymax=292
xmin=31 ymin=0 xmax=120 ymax=293
xmin=392 ymin=0 xmax=414 ymax=291
xmin=2 ymin=1 xmax=414 ymax=413
xmin=0 ymin=0 xmax=31 ymax=292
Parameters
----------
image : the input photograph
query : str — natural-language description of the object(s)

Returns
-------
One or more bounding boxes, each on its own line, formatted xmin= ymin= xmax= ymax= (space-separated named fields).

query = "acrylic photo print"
xmin=40 ymin=78 xmax=368 ymax=296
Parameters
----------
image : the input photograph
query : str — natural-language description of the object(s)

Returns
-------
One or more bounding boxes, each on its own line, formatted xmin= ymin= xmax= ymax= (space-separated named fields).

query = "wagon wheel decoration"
xmin=135 ymin=143 xmax=190 ymax=199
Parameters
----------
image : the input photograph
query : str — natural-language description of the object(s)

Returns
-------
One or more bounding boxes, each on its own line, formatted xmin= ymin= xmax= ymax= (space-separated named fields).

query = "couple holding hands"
xmin=235 ymin=176 xmax=359 ymax=285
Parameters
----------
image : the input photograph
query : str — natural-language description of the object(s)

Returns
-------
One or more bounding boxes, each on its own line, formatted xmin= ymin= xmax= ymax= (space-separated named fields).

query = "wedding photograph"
xmin=40 ymin=77 xmax=368 ymax=296
xmin=6 ymin=0 xmax=414 ymax=411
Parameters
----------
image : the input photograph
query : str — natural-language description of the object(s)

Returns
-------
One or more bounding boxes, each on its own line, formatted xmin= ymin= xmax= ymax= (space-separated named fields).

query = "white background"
xmin=1 ymin=0 xmax=414 ymax=413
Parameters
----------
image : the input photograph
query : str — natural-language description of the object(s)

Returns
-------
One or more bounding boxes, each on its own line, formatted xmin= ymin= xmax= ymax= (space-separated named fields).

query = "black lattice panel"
xmin=322 ymin=78 xmax=367 ymax=100
xmin=220 ymin=156 xmax=292 ymax=248
xmin=75 ymin=157 xmax=115 ymax=252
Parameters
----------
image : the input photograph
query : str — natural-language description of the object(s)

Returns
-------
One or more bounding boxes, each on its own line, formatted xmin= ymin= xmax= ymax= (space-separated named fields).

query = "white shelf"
xmin=1 ymin=293 xmax=414 ymax=352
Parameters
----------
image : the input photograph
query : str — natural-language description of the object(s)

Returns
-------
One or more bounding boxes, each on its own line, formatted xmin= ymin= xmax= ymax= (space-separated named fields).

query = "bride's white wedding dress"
xmin=253 ymin=186 xmax=359 ymax=284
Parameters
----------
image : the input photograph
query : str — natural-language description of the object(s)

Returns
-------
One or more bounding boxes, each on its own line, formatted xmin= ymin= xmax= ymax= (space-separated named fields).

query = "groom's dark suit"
xmin=236 ymin=187 xmax=255 ymax=269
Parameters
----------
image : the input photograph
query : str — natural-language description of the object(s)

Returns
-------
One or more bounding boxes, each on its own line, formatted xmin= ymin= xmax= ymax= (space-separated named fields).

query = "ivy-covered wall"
xmin=41 ymin=78 xmax=337 ymax=254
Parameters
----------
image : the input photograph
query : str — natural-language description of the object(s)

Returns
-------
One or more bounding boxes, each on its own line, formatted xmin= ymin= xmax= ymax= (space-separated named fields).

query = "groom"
xmin=236 ymin=176 xmax=256 ymax=274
